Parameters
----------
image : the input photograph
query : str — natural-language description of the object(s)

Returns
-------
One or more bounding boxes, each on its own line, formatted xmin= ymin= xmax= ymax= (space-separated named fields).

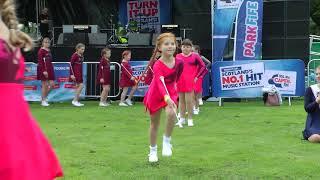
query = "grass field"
xmin=29 ymin=99 xmax=320 ymax=179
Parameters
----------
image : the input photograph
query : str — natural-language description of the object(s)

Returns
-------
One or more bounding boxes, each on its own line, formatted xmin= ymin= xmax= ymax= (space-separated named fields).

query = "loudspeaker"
xmin=88 ymin=33 xmax=107 ymax=45
xmin=57 ymin=33 xmax=64 ymax=45
xmin=161 ymin=25 xmax=180 ymax=37
xmin=262 ymin=0 xmax=309 ymax=62
xmin=58 ymin=33 xmax=88 ymax=46
xmin=63 ymin=25 xmax=99 ymax=33
xmin=128 ymin=33 xmax=151 ymax=46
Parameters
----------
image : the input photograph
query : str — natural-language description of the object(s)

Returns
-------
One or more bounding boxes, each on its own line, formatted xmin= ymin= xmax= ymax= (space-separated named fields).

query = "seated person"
xmin=303 ymin=66 xmax=320 ymax=142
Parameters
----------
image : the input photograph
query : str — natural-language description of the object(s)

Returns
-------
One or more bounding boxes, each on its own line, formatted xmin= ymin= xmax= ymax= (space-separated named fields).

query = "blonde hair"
xmin=75 ymin=43 xmax=85 ymax=51
xmin=1 ymin=0 xmax=33 ymax=50
xmin=101 ymin=47 xmax=111 ymax=57
xmin=41 ymin=37 xmax=50 ymax=47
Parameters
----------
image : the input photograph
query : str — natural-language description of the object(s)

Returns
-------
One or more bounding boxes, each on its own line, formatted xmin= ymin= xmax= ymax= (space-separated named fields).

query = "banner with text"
xmin=220 ymin=62 xmax=264 ymax=90
xmin=234 ymin=0 xmax=263 ymax=60
xmin=129 ymin=61 xmax=149 ymax=97
xmin=24 ymin=63 xmax=87 ymax=102
xmin=212 ymin=59 xmax=305 ymax=97
xmin=119 ymin=0 xmax=171 ymax=33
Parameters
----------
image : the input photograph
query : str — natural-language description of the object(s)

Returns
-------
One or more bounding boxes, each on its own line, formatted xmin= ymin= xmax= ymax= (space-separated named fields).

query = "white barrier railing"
xmin=83 ymin=62 xmax=121 ymax=98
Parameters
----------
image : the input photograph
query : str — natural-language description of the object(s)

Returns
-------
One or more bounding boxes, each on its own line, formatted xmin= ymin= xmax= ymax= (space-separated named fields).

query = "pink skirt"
xmin=0 ymin=83 xmax=63 ymax=180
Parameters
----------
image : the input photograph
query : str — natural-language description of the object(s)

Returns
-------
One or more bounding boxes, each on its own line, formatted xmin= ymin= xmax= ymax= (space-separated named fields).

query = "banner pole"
xmin=288 ymin=96 xmax=292 ymax=106
xmin=232 ymin=0 xmax=243 ymax=61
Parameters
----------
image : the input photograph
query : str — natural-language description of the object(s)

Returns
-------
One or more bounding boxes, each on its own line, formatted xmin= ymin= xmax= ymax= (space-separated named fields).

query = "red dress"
xmin=37 ymin=48 xmax=55 ymax=81
xmin=0 ymin=39 xmax=63 ymax=180
xmin=69 ymin=53 xmax=83 ymax=83
xmin=96 ymin=57 xmax=111 ymax=85
xmin=143 ymin=58 xmax=184 ymax=115
xmin=119 ymin=61 xmax=135 ymax=88
xmin=177 ymin=52 xmax=206 ymax=93
xmin=194 ymin=68 xmax=209 ymax=93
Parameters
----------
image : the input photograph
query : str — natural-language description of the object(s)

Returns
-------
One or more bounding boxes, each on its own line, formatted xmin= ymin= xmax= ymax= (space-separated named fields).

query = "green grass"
xmin=29 ymin=99 xmax=320 ymax=179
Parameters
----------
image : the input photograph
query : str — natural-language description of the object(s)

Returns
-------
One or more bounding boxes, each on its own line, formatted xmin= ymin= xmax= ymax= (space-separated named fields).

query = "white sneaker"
xmin=175 ymin=121 xmax=183 ymax=128
xmin=188 ymin=119 xmax=194 ymax=127
xmin=175 ymin=118 xmax=185 ymax=128
xmin=125 ymin=99 xmax=133 ymax=106
xmin=199 ymin=98 xmax=204 ymax=106
xmin=148 ymin=146 xmax=158 ymax=163
xmin=99 ymin=102 xmax=109 ymax=107
xmin=41 ymin=101 xmax=49 ymax=107
xmin=72 ymin=101 xmax=84 ymax=107
xmin=181 ymin=118 xmax=186 ymax=125
xmin=119 ymin=102 xmax=128 ymax=106
xmin=193 ymin=108 xmax=199 ymax=115
xmin=162 ymin=136 xmax=172 ymax=157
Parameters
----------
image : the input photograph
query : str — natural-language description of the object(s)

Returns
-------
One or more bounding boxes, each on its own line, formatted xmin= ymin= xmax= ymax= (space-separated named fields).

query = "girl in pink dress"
xmin=97 ymin=48 xmax=111 ymax=107
xmin=69 ymin=43 xmax=85 ymax=107
xmin=192 ymin=45 xmax=211 ymax=114
xmin=119 ymin=50 xmax=138 ymax=106
xmin=37 ymin=37 xmax=55 ymax=107
xmin=176 ymin=39 xmax=205 ymax=128
xmin=0 ymin=1 xmax=63 ymax=179
xmin=143 ymin=33 xmax=184 ymax=163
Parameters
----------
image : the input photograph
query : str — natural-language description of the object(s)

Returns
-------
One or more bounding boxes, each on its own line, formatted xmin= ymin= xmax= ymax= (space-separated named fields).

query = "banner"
xmin=119 ymin=0 xmax=171 ymax=33
xmin=24 ymin=63 xmax=41 ymax=101
xmin=129 ymin=61 xmax=149 ymax=97
xmin=217 ymin=0 xmax=241 ymax=9
xmin=220 ymin=62 xmax=264 ymax=90
xmin=212 ymin=0 xmax=241 ymax=61
xmin=263 ymin=70 xmax=297 ymax=95
xmin=234 ymin=0 xmax=263 ymax=60
xmin=24 ymin=63 xmax=87 ymax=102
xmin=212 ymin=60 xmax=305 ymax=97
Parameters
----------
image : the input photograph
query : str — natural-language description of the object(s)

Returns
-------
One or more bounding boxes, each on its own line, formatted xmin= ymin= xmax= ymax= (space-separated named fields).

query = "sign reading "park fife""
xmin=234 ymin=0 xmax=263 ymax=60
xmin=220 ymin=62 xmax=264 ymax=90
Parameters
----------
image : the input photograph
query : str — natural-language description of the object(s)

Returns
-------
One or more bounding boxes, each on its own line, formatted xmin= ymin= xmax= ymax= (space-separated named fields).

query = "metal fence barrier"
xmin=42 ymin=62 xmax=121 ymax=99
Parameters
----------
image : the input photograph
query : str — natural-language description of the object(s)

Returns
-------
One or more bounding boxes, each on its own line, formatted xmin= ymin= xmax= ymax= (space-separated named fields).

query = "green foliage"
xmin=311 ymin=0 xmax=320 ymax=34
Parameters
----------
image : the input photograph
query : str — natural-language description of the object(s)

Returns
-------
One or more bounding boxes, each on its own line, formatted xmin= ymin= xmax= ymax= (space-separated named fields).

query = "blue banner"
xmin=24 ymin=63 xmax=41 ymax=101
xmin=212 ymin=60 xmax=305 ymax=97
xmin=212 ymin=0 xmax=241 ymax=61
xmin=119 ymin=0 xmax=171 ymax=33
xmin=129 ymin=60 xmax=150 ymax=97
xmin=234 ymin=0 xmax=263 ymax=60
xmin=24 ymin=63 xmax=87 ymax=102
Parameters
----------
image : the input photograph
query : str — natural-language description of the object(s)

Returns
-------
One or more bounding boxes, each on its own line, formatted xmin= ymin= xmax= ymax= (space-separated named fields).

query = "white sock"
xmin=163 ymin=135 xmax=171 ymax=143
xmin=150 ymin=145 xmax=157 ymax=150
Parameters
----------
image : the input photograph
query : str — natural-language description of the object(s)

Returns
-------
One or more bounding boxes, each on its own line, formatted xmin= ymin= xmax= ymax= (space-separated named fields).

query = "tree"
xmin=310 ymin=0 xmax=320 ymax=35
